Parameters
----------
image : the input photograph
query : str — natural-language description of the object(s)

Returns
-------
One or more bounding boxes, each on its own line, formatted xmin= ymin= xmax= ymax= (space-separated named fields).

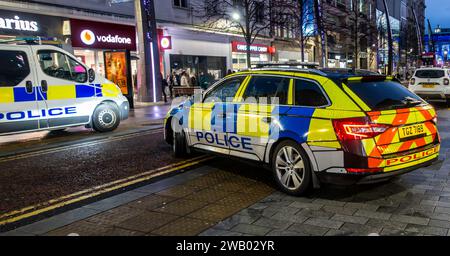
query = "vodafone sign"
xmin=71 ymin=19 xmax=136 ymax=51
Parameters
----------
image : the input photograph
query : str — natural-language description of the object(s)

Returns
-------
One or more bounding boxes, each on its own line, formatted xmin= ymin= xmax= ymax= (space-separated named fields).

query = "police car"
xmin=0 ymin=44 xmax=129 ymax=135
xmin=164 ymin=65 xmax=440 ymax=195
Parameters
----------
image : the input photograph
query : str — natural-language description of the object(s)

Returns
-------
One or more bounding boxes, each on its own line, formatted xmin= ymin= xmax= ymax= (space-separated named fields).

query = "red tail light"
xmin=444 ymin=78 xmax=449 ymax=86
xmin=333 ymin=117 xmax=390 ymax=141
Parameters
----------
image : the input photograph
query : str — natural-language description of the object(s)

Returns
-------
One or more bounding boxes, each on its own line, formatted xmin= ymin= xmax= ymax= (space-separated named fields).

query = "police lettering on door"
xmin=0 ymin=107 xmax=77 ymax=121
xmin=196 ymin=131 xmax=253 ymax=150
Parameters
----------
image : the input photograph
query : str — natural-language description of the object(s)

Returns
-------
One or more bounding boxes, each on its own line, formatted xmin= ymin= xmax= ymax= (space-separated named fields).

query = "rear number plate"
xmin=423 ymin=84 xmax=435 ymax=88
xmin=399 ymin=124 xmax=426 ymax=139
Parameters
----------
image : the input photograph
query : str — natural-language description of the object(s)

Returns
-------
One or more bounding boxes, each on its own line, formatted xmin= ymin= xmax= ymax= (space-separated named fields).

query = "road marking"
xmin=0 ymin=129 xmax=163 ymax=163
xmin=0 ymin=155 xmax=213 ymax=226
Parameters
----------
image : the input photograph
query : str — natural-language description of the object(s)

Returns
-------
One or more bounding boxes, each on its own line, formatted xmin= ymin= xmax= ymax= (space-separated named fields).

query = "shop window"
xmin=38 ymin=50 xmax=87 ymax=83
xmin=0 ymin=50 xmax=30 ymax=87
xmin=243 ymin=76 xmax=290 ymax=105
xmin=204 ymin=76 xmax=245 ymax=103
xmin=174 ymin=0 xmax=188 ymax=8
xmin=294 ymin=79 xmax=329 ymax=107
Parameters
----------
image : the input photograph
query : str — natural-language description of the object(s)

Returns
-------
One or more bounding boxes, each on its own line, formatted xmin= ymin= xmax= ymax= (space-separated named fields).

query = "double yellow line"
xmin=0 ymin=155 xmax=213 ymax=226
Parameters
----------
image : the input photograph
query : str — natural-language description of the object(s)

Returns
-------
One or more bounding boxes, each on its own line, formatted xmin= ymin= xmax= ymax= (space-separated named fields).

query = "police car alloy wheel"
xmin=92 ymin=103 xmax=120 ymax=133
xmin=272 ymin=141 xmax=311 ymax=196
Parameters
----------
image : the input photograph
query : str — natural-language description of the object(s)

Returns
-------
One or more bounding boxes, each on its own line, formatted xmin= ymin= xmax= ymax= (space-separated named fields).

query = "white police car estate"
xmin=0 ymin=44 xmax=129 ymax=135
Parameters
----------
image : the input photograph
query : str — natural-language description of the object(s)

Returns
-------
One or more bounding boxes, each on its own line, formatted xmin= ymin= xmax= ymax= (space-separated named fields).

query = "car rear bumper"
xmin=317 ymin=157 xmax=438 ymax=185
xmin=413 ymin=91 xmax=450 ymax=100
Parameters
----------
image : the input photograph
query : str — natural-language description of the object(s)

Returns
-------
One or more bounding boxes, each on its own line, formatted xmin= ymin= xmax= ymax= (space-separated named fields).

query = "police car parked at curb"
xmin=0 ymin=44 xmax=129 ymax=135
xmin=164 ymin=64 xmax=440 ymax=196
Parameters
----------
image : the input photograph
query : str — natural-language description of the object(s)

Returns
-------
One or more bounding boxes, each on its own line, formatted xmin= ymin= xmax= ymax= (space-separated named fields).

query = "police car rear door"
xmin=0 ymin=46 xmax=41 ymax=134
xmin=33 ymin=46 xmax=92 ymax=128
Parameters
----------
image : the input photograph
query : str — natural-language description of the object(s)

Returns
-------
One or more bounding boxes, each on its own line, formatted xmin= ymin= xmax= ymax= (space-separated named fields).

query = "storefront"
xmin=69 ymin=19 xmax=137 ymax=106
xmin=231 ymin=41 xmax=275 ymax=70
xmin=0 ymin=9 xmax=64 ymax=45
xmin=159 ymin=26 xmax=230 ymax=88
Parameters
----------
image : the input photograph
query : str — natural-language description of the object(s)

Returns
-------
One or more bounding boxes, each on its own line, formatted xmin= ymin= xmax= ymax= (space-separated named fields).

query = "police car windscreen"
xmin=346 ymin=81 xmax=423 ymax=111
xmin=415 ymin=69 xmax=445 ymax=78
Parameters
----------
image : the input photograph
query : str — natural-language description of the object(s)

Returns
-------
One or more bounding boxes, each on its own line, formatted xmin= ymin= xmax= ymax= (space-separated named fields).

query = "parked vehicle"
xmin=409 ymin=67 xmax=450 ymax=105
xmin=164 ymin=65 xmax=440 ymax=196
xmin=0 ymin=44 xmax=129 ymax=135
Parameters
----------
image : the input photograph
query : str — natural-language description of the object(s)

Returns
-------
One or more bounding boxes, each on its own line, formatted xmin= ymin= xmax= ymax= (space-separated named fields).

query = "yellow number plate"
xmin=423 ymin=84 xmax=435 ymax=88
xmin=399 ymin=124 xmax=426 ymax=139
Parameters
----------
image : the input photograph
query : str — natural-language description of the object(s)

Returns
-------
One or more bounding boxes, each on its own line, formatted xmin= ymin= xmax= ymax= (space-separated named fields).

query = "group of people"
xmin=160 ymin=69 xmax=219 ymax=102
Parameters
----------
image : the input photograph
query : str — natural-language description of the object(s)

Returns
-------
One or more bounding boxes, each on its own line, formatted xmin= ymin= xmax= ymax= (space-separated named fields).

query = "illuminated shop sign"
xmin=0 ymin=10 xmax=63 ymax=37
xmin=231 ymin=41 xmax=275 ymax=54
xmin=70 ymin=19 xmax=136 ymax=50
xmin=0 ymin=15 xmax=38 ymax=32
xmin=160 ymin=36 xmax=172 ymax=50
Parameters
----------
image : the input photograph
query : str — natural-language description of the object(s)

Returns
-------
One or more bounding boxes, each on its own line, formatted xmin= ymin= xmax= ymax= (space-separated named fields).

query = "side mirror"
xmin=88 ymin=68 xmax=95 ymax=83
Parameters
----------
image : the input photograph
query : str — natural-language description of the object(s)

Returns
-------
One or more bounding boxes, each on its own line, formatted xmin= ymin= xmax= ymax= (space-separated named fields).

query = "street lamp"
xmin=232 ymin=12 xmax=240 ymax=21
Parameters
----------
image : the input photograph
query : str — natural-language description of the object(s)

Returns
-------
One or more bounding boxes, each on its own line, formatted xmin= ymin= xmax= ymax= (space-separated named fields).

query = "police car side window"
xmin=295 ymin=79 xmax=329 ymax=107
xmin=204 ymin=77 xmax=245 ymax=103
xmin=242 ymin=76 xmax=290 ymax=105
xmin=0 ymin=50 xmax=30 ymax=87
xmin=38 ymin=50 xmax=87 ymax=83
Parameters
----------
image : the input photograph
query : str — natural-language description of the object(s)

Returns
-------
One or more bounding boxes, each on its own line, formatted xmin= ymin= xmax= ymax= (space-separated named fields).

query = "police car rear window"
xmin=0 ymin=50 xmax=30 ymax=87
xmin=346 ymin=81 xmax=423 ymax=111
xmin=415 ymin=70 xmax=445 ymax=78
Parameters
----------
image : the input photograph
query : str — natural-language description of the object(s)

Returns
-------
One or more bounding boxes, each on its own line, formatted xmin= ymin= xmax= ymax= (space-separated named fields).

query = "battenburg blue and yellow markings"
xmin=196 ymin=131 xmax=253 ymax=150
xmin=0 ymin=83 xmax=121 ymax=103
xmin=0 ymin=107 xmax=77 ymax=121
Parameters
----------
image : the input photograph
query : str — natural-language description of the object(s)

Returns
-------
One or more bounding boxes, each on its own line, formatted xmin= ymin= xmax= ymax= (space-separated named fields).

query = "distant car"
xmin=409 ymin=67 xmax=450 ymax=105
xmin=164 ymin=68 xmax=440 ymax=196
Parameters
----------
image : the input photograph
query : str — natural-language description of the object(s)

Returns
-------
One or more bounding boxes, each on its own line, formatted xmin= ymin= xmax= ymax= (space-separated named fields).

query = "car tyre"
xmin=92 ymin=103 xmax=120 ymax=133
xmin=172 ymin=119 xmax=188 ymax=157
xmin=271 ymin=140 xmax=312 ymax=196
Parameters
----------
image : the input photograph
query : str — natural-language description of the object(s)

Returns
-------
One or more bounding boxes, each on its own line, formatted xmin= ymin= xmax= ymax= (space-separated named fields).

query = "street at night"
xmin=1 ymin=0 xmax=450 ymax=251
xmin=0 ymin=103 xmax=448 ymax=236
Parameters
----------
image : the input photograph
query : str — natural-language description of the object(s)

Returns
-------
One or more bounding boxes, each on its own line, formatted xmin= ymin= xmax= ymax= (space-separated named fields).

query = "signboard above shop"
xmin=0 ymin=10 xmax=64 ymax=38
xmin=70 ymin=19 xmax=136 ymax=51
xmin=231 ymin=41 xmax=275 ymax=54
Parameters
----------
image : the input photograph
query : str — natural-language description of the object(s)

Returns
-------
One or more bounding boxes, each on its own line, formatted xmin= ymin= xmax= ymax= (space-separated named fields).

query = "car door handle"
xmin=41 ymin=80 xmax=48 ymax=93
xmin=217 ymin=113 xmax=227 ymax=119
xmin=262 ymin=117 xmax=272 ymax=123
xmin=25 ymin=81 xmax=33 ymax=94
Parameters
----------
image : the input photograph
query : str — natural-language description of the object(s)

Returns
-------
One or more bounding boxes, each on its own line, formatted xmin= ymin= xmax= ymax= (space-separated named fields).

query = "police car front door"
xmin=0 ymin=46 xmax=41 ymax=134
xmin=232 ymin=75 xmax=291 ymax=161
xmin=33 ymin=47 xmax=91 ymax=128
xmin=188 ymin=76 xmax=246 ymax=154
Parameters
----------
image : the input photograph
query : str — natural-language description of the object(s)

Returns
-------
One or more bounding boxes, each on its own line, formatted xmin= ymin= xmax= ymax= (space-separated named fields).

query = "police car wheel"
xmin=92 ymin=104 xmax=120 ymax=133
xmin=272 ymin=141 xmax=311 ymax=196
xmin=171 ymin=119 xmax=188 ymax=157
xmin=172 ymin=130 xmax=188 ymax=157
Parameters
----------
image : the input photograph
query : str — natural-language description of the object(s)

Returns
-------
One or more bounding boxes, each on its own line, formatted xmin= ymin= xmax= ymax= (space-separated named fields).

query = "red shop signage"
xmin=70 ymin=19 xmax=136 ymax=51
xmin=231 ymin=41 xmax=275 ymax=54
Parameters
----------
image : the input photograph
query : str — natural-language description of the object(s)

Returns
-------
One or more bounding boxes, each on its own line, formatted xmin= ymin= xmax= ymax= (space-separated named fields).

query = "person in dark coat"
xmin=161 ymin=72 xmax=168 ymax=103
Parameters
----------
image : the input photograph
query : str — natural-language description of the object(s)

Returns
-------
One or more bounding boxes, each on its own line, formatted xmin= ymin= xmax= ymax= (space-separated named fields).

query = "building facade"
xmin=424 ymin=26 xmax=450 ymax=67
xmin=375 ymin=0 xmax=426 ymax=75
